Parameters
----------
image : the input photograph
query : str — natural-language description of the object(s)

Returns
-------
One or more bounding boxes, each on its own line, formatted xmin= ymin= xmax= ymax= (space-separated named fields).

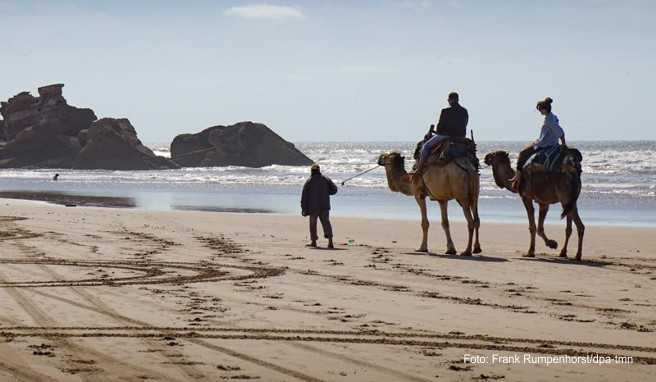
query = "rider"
xmin=512 ymin=97 xmax=567 ymax=190
xmin=415 ymin=92 xmax=468 ymax=174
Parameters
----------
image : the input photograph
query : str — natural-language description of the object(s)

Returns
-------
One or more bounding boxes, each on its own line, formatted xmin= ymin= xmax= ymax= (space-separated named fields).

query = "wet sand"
xmin=0 ymin=191 xmax=136 ymax=208
xmin=0 ymin=198 xmax=654 ymax=381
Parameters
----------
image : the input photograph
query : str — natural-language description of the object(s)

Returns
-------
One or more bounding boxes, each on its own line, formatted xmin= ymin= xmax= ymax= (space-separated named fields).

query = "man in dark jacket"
xmin=301 ymin=164 xmax=338 ymax=248
xmin=415 ymin=92 xmax=469 ymax=173
xmin=434 ymin=92 xmax=468 ymax=138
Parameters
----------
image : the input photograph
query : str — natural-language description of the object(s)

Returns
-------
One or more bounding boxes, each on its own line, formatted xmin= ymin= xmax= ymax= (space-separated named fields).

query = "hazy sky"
xmin=1 ymin=0 xmax=654 ymax=143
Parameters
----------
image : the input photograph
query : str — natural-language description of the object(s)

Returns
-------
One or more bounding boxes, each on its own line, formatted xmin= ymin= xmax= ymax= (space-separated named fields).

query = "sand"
xmin=0 ymin=198 xmax=653 ymax=381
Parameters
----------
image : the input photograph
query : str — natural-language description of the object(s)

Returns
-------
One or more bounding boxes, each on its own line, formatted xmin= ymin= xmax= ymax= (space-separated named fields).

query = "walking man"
xmin=301 ymin=164 xmax=337 ymax=249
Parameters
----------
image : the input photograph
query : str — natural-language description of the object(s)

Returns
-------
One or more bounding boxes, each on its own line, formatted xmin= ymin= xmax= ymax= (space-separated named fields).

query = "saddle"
xmin=414 ymin=137 xmax=479 ymax=173
xmin=525 ymin=146 xmax=582 ymax=175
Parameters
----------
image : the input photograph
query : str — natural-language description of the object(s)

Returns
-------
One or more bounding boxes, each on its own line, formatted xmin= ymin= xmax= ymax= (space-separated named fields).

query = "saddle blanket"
xmin=525 ymin=146 xmax=582 ymax=173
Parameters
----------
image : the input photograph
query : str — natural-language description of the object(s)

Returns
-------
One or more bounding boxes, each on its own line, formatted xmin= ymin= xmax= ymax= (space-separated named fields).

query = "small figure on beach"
xmin=53 ymin=173 xmax=59 ymax=181
xmin=415 ymin=92 xmax=469 ymax=174
xmin=512 ymin=97 xmax=567 ymax=190
xmin=301 ymin=164 xmax=337 ymax=249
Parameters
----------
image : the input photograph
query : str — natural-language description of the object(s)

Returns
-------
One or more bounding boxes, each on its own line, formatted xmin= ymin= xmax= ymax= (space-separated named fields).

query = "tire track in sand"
xmin=2 ymin=227 xmax=318 ymax=381
xmin=3 ymin=327 xmax=656 ymax=365
xmin=289 ymin=342 xmax=433 ymax=382
xmin=0 ymin=269 xmax=186 ymax=382
xmin=35 ymin=263 xmax=209 ymax=381
xmin=26 ymin=281 xmax=327 ymax=381
xmin=0 ymin=314 xmax=54 ymax=382
xmin=0 ymin=258 xmax=284 ymax=288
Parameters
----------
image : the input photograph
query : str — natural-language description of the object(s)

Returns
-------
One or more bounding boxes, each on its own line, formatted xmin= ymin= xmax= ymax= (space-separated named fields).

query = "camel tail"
xmin=561 ymin=174 xmax=581 ymax=219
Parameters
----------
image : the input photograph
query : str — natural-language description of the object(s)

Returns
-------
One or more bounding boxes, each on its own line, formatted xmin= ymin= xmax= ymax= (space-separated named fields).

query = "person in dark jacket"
xmin=434 ymin=92 xmax=468 ymax=138
xmin=415 ymin=92 xmax=469 ymax=173
xmin=301 ymin=164 xmax=338 ymax=248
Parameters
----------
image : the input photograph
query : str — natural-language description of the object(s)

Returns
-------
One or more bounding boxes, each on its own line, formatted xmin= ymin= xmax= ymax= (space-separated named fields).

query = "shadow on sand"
xmin=309 ymin=246 xmax=347 ymax=251
xmin=402 ymin=252 xmax=508 ymax=262
xmin=517 ymin=255 xmax=611 ymax=267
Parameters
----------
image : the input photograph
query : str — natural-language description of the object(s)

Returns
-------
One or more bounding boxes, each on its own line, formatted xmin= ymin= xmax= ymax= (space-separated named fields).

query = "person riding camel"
xmin=511 ymin=97 xmax=567 ymax=191
xmin=414 ymin=92 xmax=468 ymax=175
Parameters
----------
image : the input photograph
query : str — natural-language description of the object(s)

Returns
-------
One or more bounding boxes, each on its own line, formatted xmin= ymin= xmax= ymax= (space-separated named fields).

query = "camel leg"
xmin=522 ymin=198 xmax=536 ymax=257
xmin=560 ymin=215 xmax=572 ymax=258
xmin=439 ymin=201 xmax=456 ymax=255
xmin=571 ymin=207 xmax=585 ymax=261
xmin=459 ymin=202 xmax=475 ymax=256
xmin=537 ymin=203 xmax=558 ymax=250
xmin=472 ymin=201 xmax=482 ymax=254
xmin=415 ymin=195 xmax=429 ymax=252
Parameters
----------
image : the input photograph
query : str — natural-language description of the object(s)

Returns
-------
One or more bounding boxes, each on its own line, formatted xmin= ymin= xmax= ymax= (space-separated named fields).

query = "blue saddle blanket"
xmin=447 ymin=145 xmax=467 ymax=159
xmin=525 ymin=145 xmax=562 ymax=172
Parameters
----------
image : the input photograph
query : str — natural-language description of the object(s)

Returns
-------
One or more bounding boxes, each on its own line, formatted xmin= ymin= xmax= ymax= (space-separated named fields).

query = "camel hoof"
xmin=523 ymin=252 xmax=535 ymax=258
xmin=445 ymin=248 xmax=457 ymax=255
xmin=559 ymin=250 xmax=567 ymax=258
xmin=416 ymin=248 xmax=428 ymax=253
xmin=546 ymin=240 xmax=558 ymax=250
xmin=473 ymin=245 xmax=482 ymax=254
xmin=460 ymin=251 xmax=472 ymax=257
xmin=575 ymin=253 xmax=582 ymax=261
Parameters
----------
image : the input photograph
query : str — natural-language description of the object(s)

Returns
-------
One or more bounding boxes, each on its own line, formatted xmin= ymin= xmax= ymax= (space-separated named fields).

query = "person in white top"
xmin=512 ymin=97 xmax=567 ymax=190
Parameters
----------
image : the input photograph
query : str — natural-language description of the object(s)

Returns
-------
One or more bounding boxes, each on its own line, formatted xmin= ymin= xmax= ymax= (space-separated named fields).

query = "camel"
xmin=483 ymin=150 xmax=585 ymax=260
xmin=377 ymin=152 xmax=481 ymax=255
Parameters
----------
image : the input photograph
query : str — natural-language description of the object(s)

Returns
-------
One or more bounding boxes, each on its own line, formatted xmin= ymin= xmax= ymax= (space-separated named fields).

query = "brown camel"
xmin=378 ymin=152 xmax=481 ymax=255
xmin=483 ymin=150 xmax=585 ymax=260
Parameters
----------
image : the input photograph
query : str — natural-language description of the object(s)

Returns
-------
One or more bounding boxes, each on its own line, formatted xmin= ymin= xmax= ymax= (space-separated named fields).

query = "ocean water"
xmin=0 ymin=141 xmax=654 ymax=227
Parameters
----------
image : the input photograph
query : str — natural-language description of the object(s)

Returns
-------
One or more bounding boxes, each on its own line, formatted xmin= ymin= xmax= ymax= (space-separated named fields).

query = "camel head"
xmin=484 ymin=151 xmax=515 ymax=189
xmin=378 ymin=152 xmax=413 ymax=194
xmin=483 ymin=150 xmax=510 ymax=167
xmin=377 ymin=152 xmax=406 ymax=169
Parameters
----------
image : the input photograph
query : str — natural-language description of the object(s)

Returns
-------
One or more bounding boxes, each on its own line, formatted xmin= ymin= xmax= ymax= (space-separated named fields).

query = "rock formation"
xmin=0 ymin=84 xmax=95 ymax=168
xmin=76 ymin=118 xmax=177 ymax=170
xmin=0 ymin=120 xmax=5 ymax=144
xmin=0 ymin=84 xmax=176 ymax=170
xmin=171 ymin=122 xmax=312 ymax=167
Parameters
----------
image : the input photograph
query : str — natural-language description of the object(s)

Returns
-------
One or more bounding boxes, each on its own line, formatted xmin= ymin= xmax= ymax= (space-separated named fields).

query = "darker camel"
xmin=484 ymin=150 xmax=585 ymax=260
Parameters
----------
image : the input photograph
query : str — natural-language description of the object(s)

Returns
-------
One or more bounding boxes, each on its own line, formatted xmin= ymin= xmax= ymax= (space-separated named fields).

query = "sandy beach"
xmin=0 ymin=199 xmax=654 ymax=381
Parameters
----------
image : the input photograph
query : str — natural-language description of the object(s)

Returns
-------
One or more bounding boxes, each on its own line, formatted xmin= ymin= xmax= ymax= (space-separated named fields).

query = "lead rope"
xmin=340 ymin=165 xmax=380 ymax=186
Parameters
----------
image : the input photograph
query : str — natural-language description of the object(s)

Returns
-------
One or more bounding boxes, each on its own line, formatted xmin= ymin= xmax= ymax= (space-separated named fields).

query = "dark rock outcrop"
xmin=171 ymin=122 xmax=312 ymax=167
xmin=0 ymin=84 xmax=176 ymax=170
xmin=0 ymin=84 xmax=96 ymax=168
xmin=0 ymin=119 xmax=6 ymax=143
xmin=76 ymin=118 xmax=177 ymax=170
